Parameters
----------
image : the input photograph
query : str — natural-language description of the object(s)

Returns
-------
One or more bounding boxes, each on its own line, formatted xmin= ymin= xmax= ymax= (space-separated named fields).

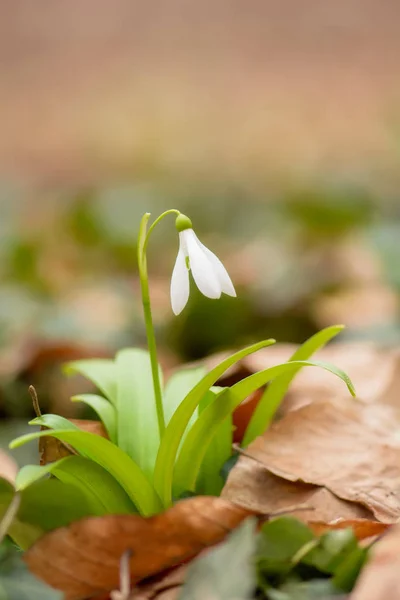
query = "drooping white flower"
xmin=170 ymin=214 xmax=236 ymax=315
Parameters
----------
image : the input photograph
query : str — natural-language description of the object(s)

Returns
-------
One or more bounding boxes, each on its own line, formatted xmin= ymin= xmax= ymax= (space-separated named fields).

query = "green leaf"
xmin=64 ymin=359 xmax=117 ymax=405
xmin=15 ymin=479 xmax=96 ymax=547
xmin=163 ymin=366 xmax=207 ymax=425
xmin=257 ymin=518 xmax=315 ymax=575
xmin=332 ymin=546 xmax=368 ymax=592
xmin=10 ymin=429 xmax=162 ymax=516
xmin=153 ymin=339 xmax=276 ymax=506
xmin=242 ymin=325 xmax=345 ymax=446
xmin=174 ymin=360 xmax=355 ymax=494
xmin=180 ymin=518 xmax=257 ymax=600
xmin=29 ymin=414 xmax=80 ymax=431
xmin=0 ymin=477 xmax=97 ymax=550
xmin=71 ymin=394 xmax=117 ymax=442
xmin=0 ymin=478 xmax=40 ymax=550
xmin=116 ymin=348 xmax=161 ymax=477
xmin=0 ymin=543 xmax=62 ymax=599
xmin=267 ymin=580 xmax=341 ymax=600
xmin=0 ymin=479 xmax=18 ymax=539
xmin=232 ymin=359 xmax=355 ymax=405
xmin=304 ymin=529 xmax=357 ymax=574
xmin=15 ymin=456 xmax=135 ymax=515
xmin=193 ymin=387 xmax=232 ymax=497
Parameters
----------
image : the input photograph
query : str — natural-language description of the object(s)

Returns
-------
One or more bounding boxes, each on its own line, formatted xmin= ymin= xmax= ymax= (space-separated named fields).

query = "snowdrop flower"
xmin=170 ymin=214 xmax=236 ymax=315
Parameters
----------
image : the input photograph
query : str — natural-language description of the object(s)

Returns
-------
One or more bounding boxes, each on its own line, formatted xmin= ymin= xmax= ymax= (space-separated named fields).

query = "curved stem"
xmin=142 ymin=209 xmax=180 ymax=256
xmin=137 ymin=210 xmax=180 ymax=439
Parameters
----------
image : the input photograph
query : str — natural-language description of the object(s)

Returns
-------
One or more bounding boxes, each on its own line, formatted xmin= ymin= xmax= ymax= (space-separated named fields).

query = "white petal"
xmin=170 ymin=247 xmax=190 ymax=315
xmin=183 ymin=229 xmax=221 ymax=299
xmin=193 ymin=232 xmax=236 ymax=297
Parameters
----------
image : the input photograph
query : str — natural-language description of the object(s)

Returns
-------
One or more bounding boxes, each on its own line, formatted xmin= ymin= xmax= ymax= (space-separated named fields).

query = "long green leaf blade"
xmin=15 ymin=479 xmax=97 ymax=549
xmin=195 ymin=387 xmax=232 ymax=496
xmin=242 ymin=325 xmax=345 ymax=446
xmin=163 ymin=366 xmax=207 ymax=425
xmin=71 ymin=394 xmax=117 ymax=442
xmin=29 ymin=414 xmax=80 ymax=431
xmin=10 ymin=429 xmax=162 ymax=516
xmin=174 ymin=360 xmax=355 ymax=494
xmin=1 ymin=478 xmax=96 ymax=550
xmin=64 ymin=359 xmax=117 ymax=405
xmin=116 ymin=348 xmax=161 ymax=477
xmin=153 ymin=339 xmax=276 ymax=506
xmin=15 ymin=456 xmax=135 ymax=515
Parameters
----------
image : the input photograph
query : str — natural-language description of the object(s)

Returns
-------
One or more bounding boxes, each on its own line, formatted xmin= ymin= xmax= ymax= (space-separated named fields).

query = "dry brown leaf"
xmin=25 ymin=496 xmax=256 ymax=600
xmin=0 ymin=450 xmax=18 ymax=484
xmin=223 ymin=400 xmax=400 ymax=522
xmin=223 ymin=452 xmax=372 ymax=523
xmin=39 ymin=419 xmax=108 ymax=466
xmin=308 ymin=519 xmax=389 ymax=541
xmin=350 ymin=523 xmax=400 ymax=599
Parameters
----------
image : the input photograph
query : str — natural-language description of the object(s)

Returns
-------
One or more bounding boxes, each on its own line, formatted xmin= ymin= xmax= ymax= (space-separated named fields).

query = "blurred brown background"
xmin=0 ymin=1 xmax=399 ymax=457
xmin=2 ymin=1 xmax=400 ymax=185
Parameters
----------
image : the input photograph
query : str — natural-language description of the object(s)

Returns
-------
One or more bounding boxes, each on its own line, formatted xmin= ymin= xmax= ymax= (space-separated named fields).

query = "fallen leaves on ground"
xmin=350 ymin=523 xmax=400 ymax=599
xmin=223 ymin=457 xmax=372 ymax=523
xmin=24 ymin=496 xmax=257 ymax=600
xmin=223 ymin=399 xmax=400 ymax=522
xmin=308 ymin=519 xmax=388 ymax=542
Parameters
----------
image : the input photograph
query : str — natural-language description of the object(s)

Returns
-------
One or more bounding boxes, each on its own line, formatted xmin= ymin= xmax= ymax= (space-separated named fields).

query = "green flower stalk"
xmin=137 ymin=209 xmax=237 ymax=438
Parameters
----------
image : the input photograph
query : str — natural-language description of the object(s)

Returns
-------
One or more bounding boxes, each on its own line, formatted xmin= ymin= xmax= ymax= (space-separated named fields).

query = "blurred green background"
xmin=0 ymin=1 xmax=399 ymax=459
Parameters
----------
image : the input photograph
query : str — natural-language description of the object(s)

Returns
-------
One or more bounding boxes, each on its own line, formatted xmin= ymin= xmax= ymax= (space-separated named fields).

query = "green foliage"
xmin=163 ymin=366 xmax=206 ymax=426
xmin=180 ymin=518 xmax=257 ymax=600
xmin=257 ymin=518 xmax=315 ymax=575
xmin=15 ymin=456 xmax=135 ymax=515
xmin=64 ymin=359 xmax=118 ymax=404
xmin=194 ymin=387 xmax=232 ymax=496
xmin=115 ymin=348 xmax=162 ymax=477
xmin=71 ymin=394 xmax=117 ymax=442
xmin=0 ymin=541 xmax=62 ymax=600
xmin=0 ymin=476 xmax=97 ymax=550
xmin=153 ymin=339 xmax=277 ymax=506
xmin=10 ymin=326 xmax=355 ymax=524
xmin=173 ymin=356 xmax=355 ymax=496
xmin=10 ymin=427 xmax=162 ymax=516
xmin=9 ymin=326 xmax=355 ymax=544
xmin=182 ymin=517 xmax=369 ymax=599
